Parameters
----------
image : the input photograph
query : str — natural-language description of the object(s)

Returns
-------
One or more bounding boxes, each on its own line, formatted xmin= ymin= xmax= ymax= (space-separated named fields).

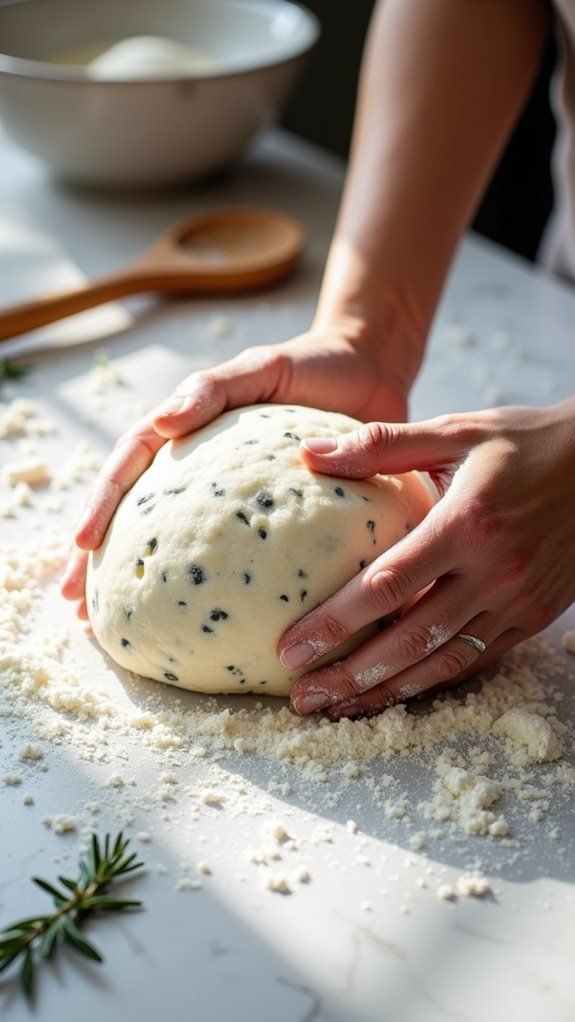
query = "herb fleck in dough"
xmin=86 ymin=405 xmax=433 ymax=696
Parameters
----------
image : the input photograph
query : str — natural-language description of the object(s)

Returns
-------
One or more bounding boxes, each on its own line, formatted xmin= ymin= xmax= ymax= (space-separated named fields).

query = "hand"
xmin=283 ymin=400 xmax=575 ymax=718
xmin=61 ymin=328 xmax=408 ymax=617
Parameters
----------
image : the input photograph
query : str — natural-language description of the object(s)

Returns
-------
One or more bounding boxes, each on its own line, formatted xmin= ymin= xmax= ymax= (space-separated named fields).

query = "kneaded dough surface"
xmin=86 ymin=405 xmax=432 ymax=696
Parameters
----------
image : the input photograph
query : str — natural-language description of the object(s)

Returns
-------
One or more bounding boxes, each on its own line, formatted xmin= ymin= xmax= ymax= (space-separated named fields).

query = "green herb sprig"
xmin=0 ymin=832 xmax=144 ymax=999
xmin=0 ymin=359 xmax=33 ymax=392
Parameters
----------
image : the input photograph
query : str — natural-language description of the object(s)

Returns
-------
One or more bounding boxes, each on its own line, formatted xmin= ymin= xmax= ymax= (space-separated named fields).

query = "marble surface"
xmin=0 ymin=125 xmax=574 ymax=1022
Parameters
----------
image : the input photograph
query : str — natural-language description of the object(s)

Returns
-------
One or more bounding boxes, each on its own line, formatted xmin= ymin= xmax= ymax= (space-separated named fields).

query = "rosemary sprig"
xmin=0 ymin=359 xmax=33 ymax=391
xmin=0 ymin=832 xmax=144 ymax=999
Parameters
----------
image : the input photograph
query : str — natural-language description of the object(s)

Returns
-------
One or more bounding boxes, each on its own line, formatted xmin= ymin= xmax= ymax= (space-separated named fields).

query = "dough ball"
xmin=87 ymin=36 xmax=220 ymax=79
xmin=86 ymin=405 xmax=433 ymax=697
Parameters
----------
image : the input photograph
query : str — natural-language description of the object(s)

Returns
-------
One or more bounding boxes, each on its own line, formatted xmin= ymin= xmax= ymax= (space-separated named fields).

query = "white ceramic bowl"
xmin=0 ymin=0 xmax=319 ymax=187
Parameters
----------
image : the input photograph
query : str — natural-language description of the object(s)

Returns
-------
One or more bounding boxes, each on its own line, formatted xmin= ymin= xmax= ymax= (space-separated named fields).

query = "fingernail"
xmin=302 ymin=436 xmax=338 ymax=454
xmin=154 ymin=396 xmax=186 ymax=418
xmin=280 ymin=641 xmax=316 ymax=670
xmin=292 ymin=691 xmax=330 ymax=715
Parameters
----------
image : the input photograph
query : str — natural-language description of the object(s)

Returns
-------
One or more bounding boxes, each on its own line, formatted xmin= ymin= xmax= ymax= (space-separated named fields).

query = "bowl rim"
xmin=0 ymin=0 xmax=321 ymax=84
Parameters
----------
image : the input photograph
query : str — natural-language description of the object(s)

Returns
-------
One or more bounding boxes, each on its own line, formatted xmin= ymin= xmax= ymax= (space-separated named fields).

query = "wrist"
xmin=312 ymin=279 xmax=428 ymax=401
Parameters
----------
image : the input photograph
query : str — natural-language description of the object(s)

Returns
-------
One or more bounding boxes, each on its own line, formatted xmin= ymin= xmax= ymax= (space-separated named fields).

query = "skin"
xmin=62 ymin=0 xmax=575 ymax=718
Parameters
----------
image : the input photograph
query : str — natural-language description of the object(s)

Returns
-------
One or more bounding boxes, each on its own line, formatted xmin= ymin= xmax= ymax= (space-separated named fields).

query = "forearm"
xmin=315 ymin=0 xmax=551 ymax=392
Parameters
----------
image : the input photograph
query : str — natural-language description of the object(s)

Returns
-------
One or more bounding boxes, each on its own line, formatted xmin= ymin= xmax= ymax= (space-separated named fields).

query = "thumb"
xmin=300 ymin=417 xmax=469 ymax=478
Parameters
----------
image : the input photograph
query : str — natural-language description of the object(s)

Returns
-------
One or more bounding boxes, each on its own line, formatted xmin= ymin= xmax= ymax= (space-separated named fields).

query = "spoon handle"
xmin=0 ymin=266 xmax=152 ymax=343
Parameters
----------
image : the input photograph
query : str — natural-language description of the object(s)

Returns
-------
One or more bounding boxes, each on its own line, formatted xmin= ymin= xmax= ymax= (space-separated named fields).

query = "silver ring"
xmin=455 ymin=633 xmax=487 ymax=655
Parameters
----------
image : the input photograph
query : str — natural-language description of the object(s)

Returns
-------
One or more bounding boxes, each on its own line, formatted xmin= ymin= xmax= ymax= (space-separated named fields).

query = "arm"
xmin=62 ymin=0 xmax=551 ymax=615
xmin=315 ymin=0 xmax=551 ymax=394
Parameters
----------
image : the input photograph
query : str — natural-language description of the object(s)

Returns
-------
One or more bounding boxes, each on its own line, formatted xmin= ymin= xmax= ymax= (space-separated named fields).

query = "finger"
xmin=288 ymin=592 xmax=490 ymax=714
xmin=279 ymin=501 xmax=459 ymax=674
xmin=60 ymin=546 xmax=88 ymax=601
xmin=328 ymin=620 xmax=514 ymax=720
xmin=74 ymin=423 xmax=165 ymax=550
xmin=152 ymin=347 xmax=286 ymax=438
xmin=300 ymin=416 xmax=476 ymax=478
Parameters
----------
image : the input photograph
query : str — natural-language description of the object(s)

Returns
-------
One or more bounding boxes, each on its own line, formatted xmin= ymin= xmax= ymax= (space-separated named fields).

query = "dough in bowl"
xmin=86 ymin=405 xmax=433 ymax=696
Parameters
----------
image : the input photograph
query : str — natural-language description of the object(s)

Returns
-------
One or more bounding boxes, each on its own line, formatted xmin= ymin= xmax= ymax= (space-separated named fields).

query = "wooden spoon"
xmin=0 ymin=207 xmax=305 ymax=342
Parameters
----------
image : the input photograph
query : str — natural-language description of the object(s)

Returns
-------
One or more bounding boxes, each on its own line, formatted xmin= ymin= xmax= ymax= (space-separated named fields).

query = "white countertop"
xmin=0 ymin=126 xmax=574 ymax=1022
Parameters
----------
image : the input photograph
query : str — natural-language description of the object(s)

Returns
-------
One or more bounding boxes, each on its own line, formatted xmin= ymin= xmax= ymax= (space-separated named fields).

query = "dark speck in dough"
xmin=210 ymin=608 xmax=229 ymax=622
xmin=121 ymin=638 xmax=131 ymax=648
xmin=258 ymin=528 xmax=267 ymax=540
xmin=137 ymin=492 xmax=155 ymax=506
xmin=243 ymin=572 xmax=251 ymax=584
xmin=164 ymin=671 xmax=179 ymax=682
xmin=334 ymin=486 xmax=345 ymax=498
xmin=236 ymin=511 xmax=250 ymax=526
xmin=284 ymin=432 xmax=301 ymax=441
xmin=189 ymin=564 xmax=207 ymax=585
xmin=255 ymin=492 xmax=274 ymax=509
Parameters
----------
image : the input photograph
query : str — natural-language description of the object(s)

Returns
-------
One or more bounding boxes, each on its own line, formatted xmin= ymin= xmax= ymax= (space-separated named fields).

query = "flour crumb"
xmin=436 ymin=883 xmax=456 ymax=901
xmin=456 ymin=874 xmax=492 ymax=898
xmin=267 ymin=820 xmax=290 ymax=843
xmin=19 ymin=743 xmax=44 ymax=762
xmin=3 ymin=457 xmax=51 ymax=488
xmin=200 ymin=789 xmax=224 ymax=806
xmin=3 ymin=773 xmax=23 ymax=786
xmin=43 ymin=814 xmax=78 ymax=834
xmin=263 ymin=873 xmax=291 ymax=894
xmin=494 ymin=707 xmax=562 ymax=765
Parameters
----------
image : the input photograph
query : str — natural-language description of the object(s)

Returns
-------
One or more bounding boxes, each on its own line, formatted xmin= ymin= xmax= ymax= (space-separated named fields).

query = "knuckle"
xmin=525 ymin=599 xmax=557 ymax=634
xmin=336 ymin=662 xmax=368 ymax=697
xmin=321 ymin=612 xmax=349 ymax=647
xmin=497 ymin=550 xmax=530 ymax=587
xmin=481 ymin=550 xmax=531 ymax=598
xmin=394 ymin=623 xmax=434 ymax=663
xmin=436 ymin=412 xmax=477 ymax=445
xmin=456 ymin=496 xmax=504 ymax=548
xmin=434 ymin=646 xmax=470 ymax=682
xmin=365 ymin=567 xmax=409 ymax=611
xmin=355 ymin=421 xmax=397 ymax=457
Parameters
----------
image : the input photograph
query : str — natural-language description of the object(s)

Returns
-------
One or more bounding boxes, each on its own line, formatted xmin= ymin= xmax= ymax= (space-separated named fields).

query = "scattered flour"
xmin=1 ymin=381 xmax=575 ymax=921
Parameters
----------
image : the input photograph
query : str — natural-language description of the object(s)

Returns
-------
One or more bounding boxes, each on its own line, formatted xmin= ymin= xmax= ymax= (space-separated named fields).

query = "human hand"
xmin=284 ymin=400 xmax=575 ymax=718
xmin=61 ymin=328 xmax=408 ymax=617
